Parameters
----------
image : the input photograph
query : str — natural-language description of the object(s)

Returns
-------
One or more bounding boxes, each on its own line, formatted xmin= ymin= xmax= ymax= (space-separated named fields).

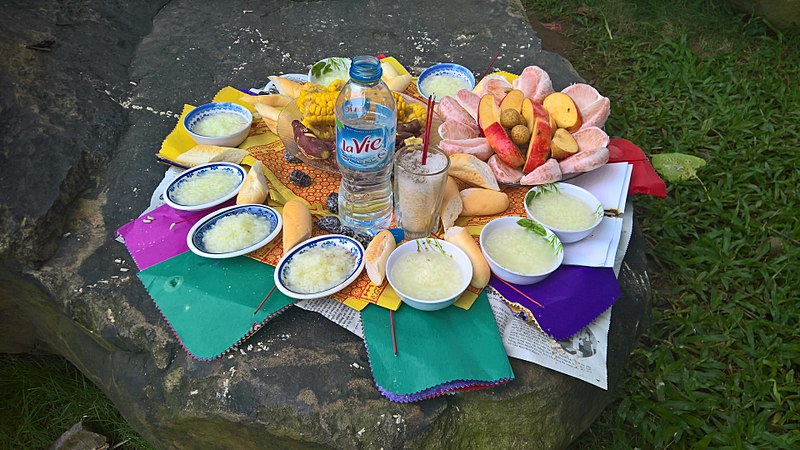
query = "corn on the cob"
xmin=299 ymin=86 xmax=427 ymax=134
xmin=404 ymin=103 xmax=427 ymax=125
xmin=299 ymin=90 xmax=337 ymax=128
xmin=392 ymin=92 xmax=427 ymax=126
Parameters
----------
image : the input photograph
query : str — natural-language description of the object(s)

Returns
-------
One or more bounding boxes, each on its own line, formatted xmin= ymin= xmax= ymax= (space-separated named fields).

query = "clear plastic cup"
xmin=393 ymin=145 xmax=450 ymax=239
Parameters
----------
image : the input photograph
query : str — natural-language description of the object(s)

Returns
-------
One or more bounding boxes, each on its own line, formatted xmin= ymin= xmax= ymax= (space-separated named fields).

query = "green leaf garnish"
xmin=517 ymin=219 xmax=563 ymax=255
xmin=310 ymin=58 xmax=349 ymax=81
xmin=416 ymin=238 xmax=448 ymax=256
xmin=517 ymin=218 xmax=548 ymax=236
xmin=525 ymin=183 xmax=560 ymax=205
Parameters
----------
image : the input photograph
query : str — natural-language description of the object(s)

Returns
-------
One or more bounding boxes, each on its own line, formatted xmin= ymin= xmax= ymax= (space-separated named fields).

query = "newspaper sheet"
xmin=486 ymin=285 xmax=611 ymax=389
xmin=295 ymin=298 xmax=364 ymax=339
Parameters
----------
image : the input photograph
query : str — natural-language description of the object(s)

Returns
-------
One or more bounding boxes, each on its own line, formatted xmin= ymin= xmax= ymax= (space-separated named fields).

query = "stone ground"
xmin=0 ymin=1 xmax=650 ymax=449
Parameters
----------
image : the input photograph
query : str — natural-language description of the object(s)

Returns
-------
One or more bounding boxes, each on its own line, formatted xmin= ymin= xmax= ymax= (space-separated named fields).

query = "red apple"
xmin=477 ymin=94 xmax=500 ymax=132
xmin=484 ymin=122 xmax=525 ymax=168
xmin=499 ymin=89 xmax=525 ymax=113
xmin=523 ymin=103 xmax=553 ymax=173
xmin=542 ymin=92 xmax=582 ymax=132
xmin=521 ymin=98 xmax=535 ymax=131
xmin=550 ymin=128 xmax=579 ymax=161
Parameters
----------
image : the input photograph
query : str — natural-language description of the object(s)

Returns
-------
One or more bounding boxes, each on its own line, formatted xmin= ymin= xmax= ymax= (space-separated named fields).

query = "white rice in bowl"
xmin=202 ymin=212 xmax=271 ymax=253
xmin=284 ymin=246 xmax=356 ymax=294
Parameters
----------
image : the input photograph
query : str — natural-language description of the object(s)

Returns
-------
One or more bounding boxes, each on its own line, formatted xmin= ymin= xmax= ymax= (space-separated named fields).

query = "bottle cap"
xmin=349 ymin=55 xmax=382 ymax=84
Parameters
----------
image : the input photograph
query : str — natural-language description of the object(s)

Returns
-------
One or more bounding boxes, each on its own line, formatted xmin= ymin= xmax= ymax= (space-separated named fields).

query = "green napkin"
xmin=361 ymin=291 xmax=514 ymax=400
xmin=138 ymin=252 xmax=296 ymax=360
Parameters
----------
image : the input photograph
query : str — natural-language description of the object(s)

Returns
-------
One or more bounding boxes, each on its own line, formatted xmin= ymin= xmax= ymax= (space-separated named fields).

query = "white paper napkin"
xmin=559 ymin=163 xmax=632 ymax=267
xmin=568 ymin=163 xmax=632 ymax=213
xmin=562 ymin=217 xmax=623 ymax=267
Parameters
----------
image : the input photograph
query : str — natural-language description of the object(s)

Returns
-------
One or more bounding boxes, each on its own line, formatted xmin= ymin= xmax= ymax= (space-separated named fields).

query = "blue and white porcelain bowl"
xmin=164 ymin=162 xmax=246 ymax=211
xmin=187 ymin=204 xmax=282 ymax=259
xmin=274 ymin=234 xmax=365 ymax=300
xmin=183 ymin=102 xmax=253 ymax=147
xmin=416 ymin=63 xmax=476 ymax=100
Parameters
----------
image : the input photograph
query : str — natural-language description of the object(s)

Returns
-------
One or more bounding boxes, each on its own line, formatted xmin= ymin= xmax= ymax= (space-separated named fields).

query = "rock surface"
xmin=0 ymin=1 xmax=651 ymax=449
xmin=730 ymin=0 xmax=800 ymax=31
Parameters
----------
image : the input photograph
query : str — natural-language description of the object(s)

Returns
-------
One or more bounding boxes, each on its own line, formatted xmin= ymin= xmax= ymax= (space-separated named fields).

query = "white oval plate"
xmin=164 ymin=162 xmax=246 ymax=211
xmin=253 ymin=73 xmax=309 ymax=95
xmin=187 ymin=204 xmax=282 ymax=259
xmin=274 ymin=234 xmax=365 ymax=300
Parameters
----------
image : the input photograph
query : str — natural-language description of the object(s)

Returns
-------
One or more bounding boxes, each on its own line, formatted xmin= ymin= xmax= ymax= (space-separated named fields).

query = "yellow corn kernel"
xmin=300 ymin=90 xmax=337 ymax=128
xmin=327 ymin=80 xmax=345 ymax=91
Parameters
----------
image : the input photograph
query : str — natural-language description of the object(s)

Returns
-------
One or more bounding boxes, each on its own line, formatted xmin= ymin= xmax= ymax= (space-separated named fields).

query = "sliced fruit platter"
xmin=437 ymin=66 xmax=611 ymax=186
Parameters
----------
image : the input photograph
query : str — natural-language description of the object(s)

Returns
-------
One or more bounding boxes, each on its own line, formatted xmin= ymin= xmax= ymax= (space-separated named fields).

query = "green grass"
xmin=0 ymin=354 xmax=154 ymax=449
xmin=521 ymin=0 xmax=800 ymax=448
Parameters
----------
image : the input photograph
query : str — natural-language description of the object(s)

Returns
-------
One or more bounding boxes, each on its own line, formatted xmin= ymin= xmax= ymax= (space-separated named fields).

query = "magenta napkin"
xmin=489 ymin=265 xmax=620 ymax=340
xmin=115 ymin=200 xmax=234 ymax=270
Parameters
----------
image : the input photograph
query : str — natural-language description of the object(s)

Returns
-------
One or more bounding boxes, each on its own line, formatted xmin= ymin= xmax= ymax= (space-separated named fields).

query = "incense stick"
xmin=421 ymin=95 xmax=435 ymax=165
xmin=477 ymin=49 xmax=503 ymax=83
xmin=169 ymin=213 xmax=205 ymax=230
xmin=390 ymin=309 xmax=398 ymax=356
xmin=494 ymin=277 xmax=544 ymax=308
xmin=253 ymin=285 xmax=277 ymax=315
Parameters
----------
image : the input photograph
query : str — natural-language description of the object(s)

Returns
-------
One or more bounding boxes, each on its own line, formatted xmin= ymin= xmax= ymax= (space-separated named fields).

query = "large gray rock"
xmin=730 ymin=0 xmax=800 ymax=32
xmin=0 ymin=1 xmax=651 ymax=449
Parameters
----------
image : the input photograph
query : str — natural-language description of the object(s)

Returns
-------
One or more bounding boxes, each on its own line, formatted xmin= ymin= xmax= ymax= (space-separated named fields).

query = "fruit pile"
xmin=437 ymin=66 xmax=612 ymax=185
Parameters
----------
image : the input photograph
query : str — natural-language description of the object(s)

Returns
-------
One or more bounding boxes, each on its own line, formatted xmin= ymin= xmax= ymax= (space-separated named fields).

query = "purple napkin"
xmin=115 ymin=200 xmax=234 ymax=270
xmin=489 ymin=265 xmax=621 ymax=340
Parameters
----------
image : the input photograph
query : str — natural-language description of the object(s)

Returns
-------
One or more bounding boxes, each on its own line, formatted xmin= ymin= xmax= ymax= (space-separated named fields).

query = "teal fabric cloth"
xmin=138 ymin=252 xmax=295 ymax=360
xmin=361 ymin=290 xmax=514 ymax=400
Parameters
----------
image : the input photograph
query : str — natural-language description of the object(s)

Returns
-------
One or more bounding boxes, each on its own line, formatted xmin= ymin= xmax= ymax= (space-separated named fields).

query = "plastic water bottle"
xmin=335 ymin=55 xmax=397 ymax=232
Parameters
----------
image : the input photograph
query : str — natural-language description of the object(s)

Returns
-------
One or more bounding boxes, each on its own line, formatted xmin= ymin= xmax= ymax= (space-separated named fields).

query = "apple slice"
xmin=542 ymin=92 xmax=582 ymax=132
xmin=499 ymin=89 xmax=525 ymax=113
xmin=523 ymin=103 xmax=552 ymax=173
xmin=550 ymin=128 xmax=579 ymax=161
xmin=484 ymin=122 xmax=525 ymax=168
xmin=548 ymin=115 xmax=558 ymax=138
xmin=521 ymin=98 xmax=535 ymax=131
xmin=477 ymin=94 xmax=500 ymax=132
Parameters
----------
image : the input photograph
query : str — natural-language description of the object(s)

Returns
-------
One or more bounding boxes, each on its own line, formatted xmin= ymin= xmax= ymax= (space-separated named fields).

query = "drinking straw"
xmin=494 ymin=277 xmax=544 ymax=308
xmin=390 ymin=309 xmax=398 ymax=356
xmin=253 ymin=285 xmax=277 ymax=315
xmin=477 ymin=49 xmax=503 ymax=84
xmin=421 ymin=95 xmax=435 ymax=165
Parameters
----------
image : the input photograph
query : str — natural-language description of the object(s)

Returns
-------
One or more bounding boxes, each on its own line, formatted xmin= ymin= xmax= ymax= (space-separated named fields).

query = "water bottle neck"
xmin=349 ymin=55 xmax=382 ymax=84
xmin=351 ymin=78 xmax=380 ymax=88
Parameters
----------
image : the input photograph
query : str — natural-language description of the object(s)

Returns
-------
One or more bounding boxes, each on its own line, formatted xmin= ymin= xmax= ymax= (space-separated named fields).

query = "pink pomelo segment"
xmin=513 ymin=66 xmax=555 ymax=104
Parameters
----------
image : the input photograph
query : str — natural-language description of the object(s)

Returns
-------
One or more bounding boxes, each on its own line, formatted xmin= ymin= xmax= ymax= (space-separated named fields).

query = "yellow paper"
xmin=213 ymin=86 xmax=258 ymax=113
xmin=157 ymin=104 xmax=197 ymax=164
xmin=453 ymin=287 xmax=481 ymax=310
